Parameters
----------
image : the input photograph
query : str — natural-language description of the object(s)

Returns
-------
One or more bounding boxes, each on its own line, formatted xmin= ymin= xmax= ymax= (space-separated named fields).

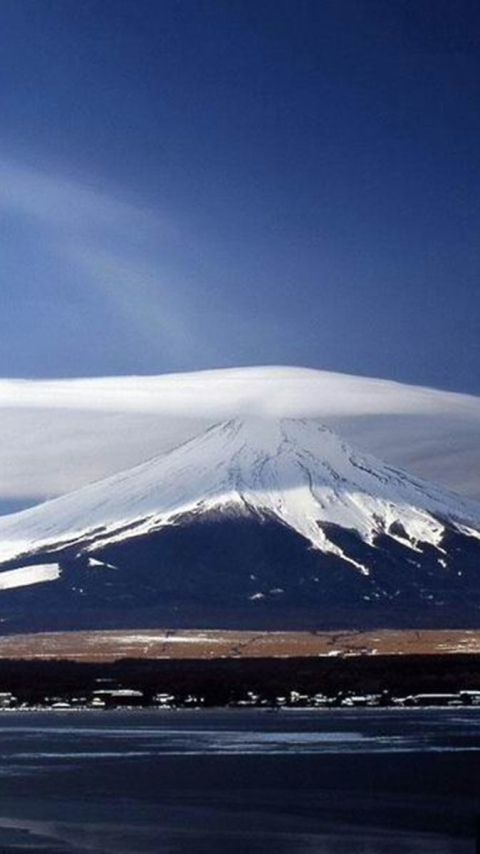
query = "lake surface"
xmin=0 ymin=708 xmax=478 ymax=852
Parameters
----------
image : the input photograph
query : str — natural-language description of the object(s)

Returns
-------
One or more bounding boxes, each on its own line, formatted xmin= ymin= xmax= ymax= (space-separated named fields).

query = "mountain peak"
xmin=0 ymin=416 xmax=478 ymax=573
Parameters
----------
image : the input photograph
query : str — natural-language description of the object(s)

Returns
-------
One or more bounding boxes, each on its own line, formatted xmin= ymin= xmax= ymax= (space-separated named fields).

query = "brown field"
xmin=0 ymin=627 xmax=479 ymax=661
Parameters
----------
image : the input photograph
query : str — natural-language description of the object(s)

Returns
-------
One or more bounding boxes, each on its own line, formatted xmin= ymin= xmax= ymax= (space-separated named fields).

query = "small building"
xmin=92 ymin=689 xmax=144 ymax=708
xmin=183 ymin=694 xmax=205 ymax=706
xmin=0 ymin=692 xmax=15 ymax=709
xmin=153 ymin=693 xmax=176 ymax=707
xmin=312 ymin=693 xmax=330 ymax=707
xmin=70 ymin=696 xmax=88 ymax=707
xmin=341 ymin=694 xmax=379 ymax=707
xmin=235 ymin=691 xmax=261 ymax=707
xmin=289 ymin=691 xmax=309 ymax=705
xmin=459 ymin=691 xmax=480 ymax=706
xmin=406 ymin=693 xmax=462 ymax=707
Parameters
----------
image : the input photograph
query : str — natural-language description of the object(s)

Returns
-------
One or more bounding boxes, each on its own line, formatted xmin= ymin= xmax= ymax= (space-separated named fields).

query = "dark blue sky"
xmin=1 ymin=0 xmax=479 ymax=392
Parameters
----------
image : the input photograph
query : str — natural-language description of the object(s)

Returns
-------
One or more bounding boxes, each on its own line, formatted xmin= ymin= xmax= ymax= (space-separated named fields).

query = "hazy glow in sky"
xmin=0 ymin=1 xmax=479 ymax=391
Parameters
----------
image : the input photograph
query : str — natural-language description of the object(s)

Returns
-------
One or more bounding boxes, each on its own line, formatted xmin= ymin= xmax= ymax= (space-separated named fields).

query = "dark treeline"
xmin=0 ymin=655 xmax=479 ymax=706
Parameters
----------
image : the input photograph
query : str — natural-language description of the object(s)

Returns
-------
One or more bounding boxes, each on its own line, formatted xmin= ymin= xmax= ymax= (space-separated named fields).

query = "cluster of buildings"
xmin=289 ymin=690 xmax=480 ymax=708
xmin=232 ymin=689 xmax=480 ymax=708
xmin=0 ymin=687 xmax=480 ymax=710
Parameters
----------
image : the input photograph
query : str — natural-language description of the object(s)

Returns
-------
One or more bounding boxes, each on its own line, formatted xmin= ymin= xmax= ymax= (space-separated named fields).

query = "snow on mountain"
xmin=1 ymin=366 xmax=480 ymax=510
xmin=0 ymin=564 xmax=60 ymax=590
xmin=0 ymin=417 xmax=478 ymax=575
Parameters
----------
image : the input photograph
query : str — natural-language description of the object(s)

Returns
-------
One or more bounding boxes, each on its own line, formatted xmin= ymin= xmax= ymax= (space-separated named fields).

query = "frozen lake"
xmin=0 ymin=707 xmax=478 ymax=852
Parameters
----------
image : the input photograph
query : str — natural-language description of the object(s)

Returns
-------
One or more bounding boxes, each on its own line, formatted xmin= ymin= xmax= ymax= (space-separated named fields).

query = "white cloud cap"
xmin=0 ymin=366 xmax=479 ymax=504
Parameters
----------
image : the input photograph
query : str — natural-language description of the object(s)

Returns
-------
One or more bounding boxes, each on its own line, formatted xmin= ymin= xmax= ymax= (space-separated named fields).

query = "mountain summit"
xmin=0 ymin=418 xmax=479 ymax=632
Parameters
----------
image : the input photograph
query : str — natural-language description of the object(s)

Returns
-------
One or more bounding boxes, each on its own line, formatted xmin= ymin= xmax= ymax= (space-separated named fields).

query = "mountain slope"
xmin=0 ymin=418 xmax=479 ymax=632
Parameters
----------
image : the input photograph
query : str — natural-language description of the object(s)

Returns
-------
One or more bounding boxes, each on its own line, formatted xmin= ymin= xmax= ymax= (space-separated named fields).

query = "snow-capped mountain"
xmin=0 ymin=417 xmax=479 ymax=632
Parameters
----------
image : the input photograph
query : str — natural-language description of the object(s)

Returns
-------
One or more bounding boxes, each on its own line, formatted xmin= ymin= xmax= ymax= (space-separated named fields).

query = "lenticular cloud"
xmin=0 ymin=366 xmax=479 ymax=506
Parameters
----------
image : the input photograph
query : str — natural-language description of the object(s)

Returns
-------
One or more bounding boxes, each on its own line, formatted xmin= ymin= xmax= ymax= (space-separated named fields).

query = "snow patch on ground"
xmin=87 ymin=557 xmax=117 ymax=570
xmin=85 ymin=634 xmax=224 ymax=645
xmin=0 ymin=563 xmax=61 ymax=590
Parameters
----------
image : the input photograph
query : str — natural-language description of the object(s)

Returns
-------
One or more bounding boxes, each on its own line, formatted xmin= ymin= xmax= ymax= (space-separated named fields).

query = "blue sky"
xmin=1 ymin=0 xmax=479 ymax=392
